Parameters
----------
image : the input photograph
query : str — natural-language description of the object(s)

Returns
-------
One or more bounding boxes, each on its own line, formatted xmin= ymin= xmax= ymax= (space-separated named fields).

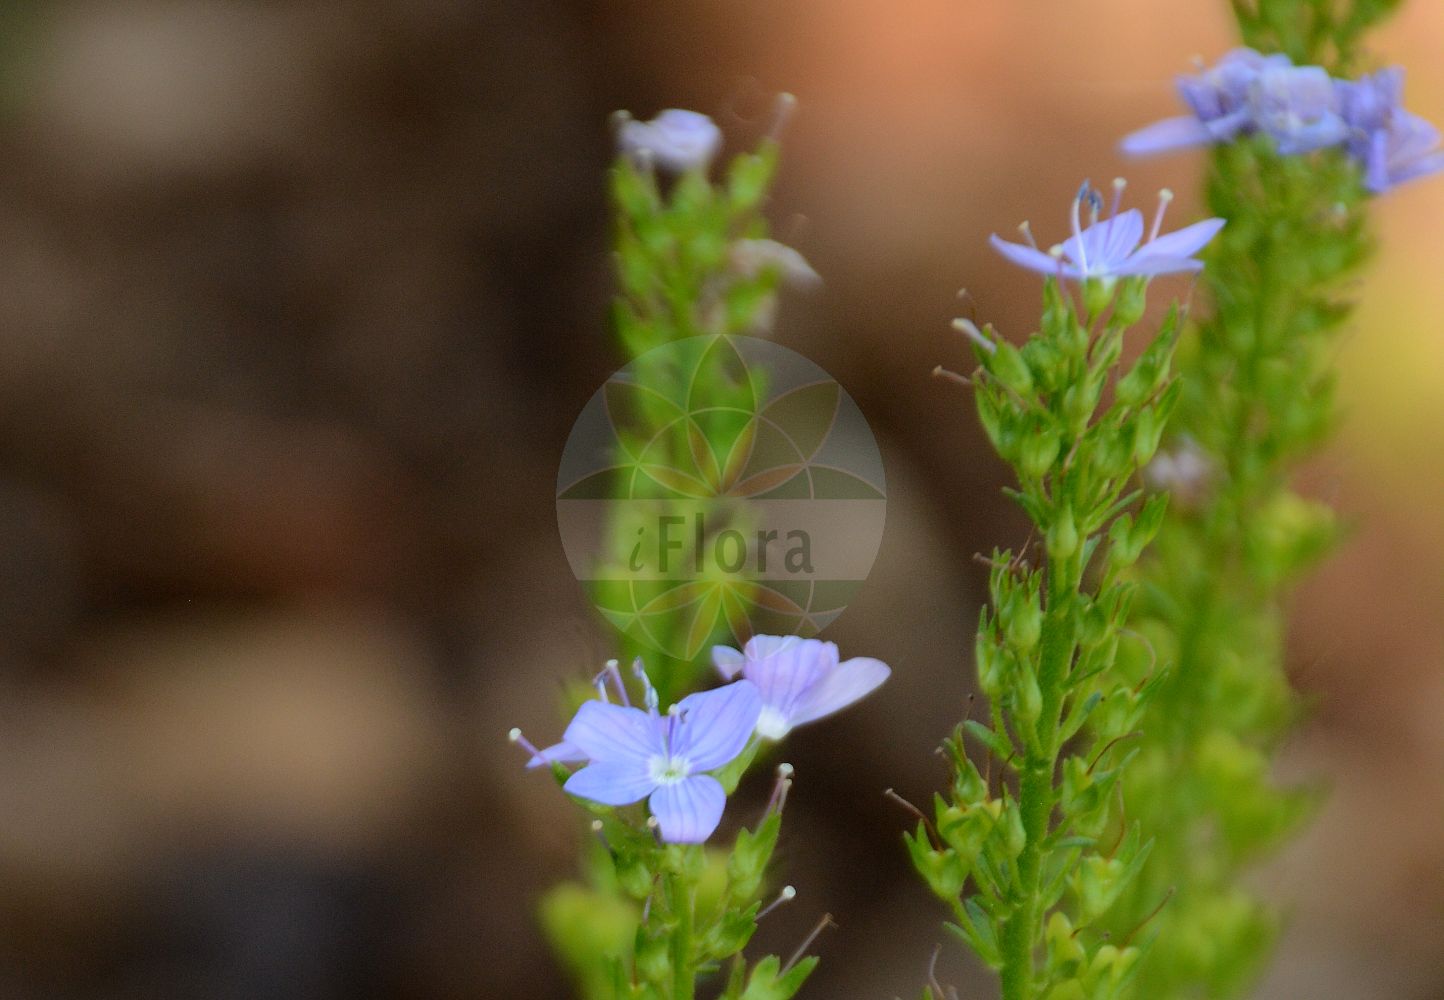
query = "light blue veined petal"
xmin=711 ymin=644 xmax=745 ymax=680
xmin=649 ymin=775 xmax=727 ymax=843
xmin=1111 ymin=254 xmax=1205 ymax=278
xmin=741 ymin=636 xmax=834 ymax=723
xmin=1062 ymin=211 xmax=1144 ymax=272
xmin=1136 ymin=218 xmax=1225 ymax=262
xmin=564 ymin=760 xmax=656 ymax=806
xmin=989 ymin=234 xmax=1064 ymax=275
xmin=563 ymin=701 xmax=663 ymax=765
xmin=668 ymin=680 xmax=761 ymax=771
xmin=788 ymin=656 xmax=892 ymax=728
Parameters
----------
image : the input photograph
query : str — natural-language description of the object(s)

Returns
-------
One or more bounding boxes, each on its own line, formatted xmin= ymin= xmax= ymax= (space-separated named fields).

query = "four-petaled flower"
xmin=555 ymin=680 xmax=761 ymax=843
xmin=989 ymin=180 xmax=1224 ymax=283
xmin=617 ymin=109 xmax=723 ymax=173
xmin=711 ymin=635 xmax=891 ymax=740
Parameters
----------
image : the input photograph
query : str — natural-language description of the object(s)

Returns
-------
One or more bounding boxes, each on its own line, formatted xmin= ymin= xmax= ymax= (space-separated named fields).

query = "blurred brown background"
xmin=0 ymin=1 xmax=1440 ymax=998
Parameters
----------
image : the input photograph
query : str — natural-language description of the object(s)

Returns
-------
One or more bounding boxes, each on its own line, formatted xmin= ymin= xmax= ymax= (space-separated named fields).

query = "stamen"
xmin=932 ymin=365 xmax=971 ymax=388
xmin=508 ymin=727 xmax=542 ymax=759
xmin=590 ymin=819 xmax=613 ymax=855
xmin=758 ymin=885 xmax=797 ymax=919
xmin=783 ymin=913 xmax=837 ymax=972
xmin=1017 ymin=221 xmax=1038 ymax=249
xmin=633 ymin=657 xmax=660 ymax=714
xmin=1087 ymin=189 xmax=1103 ymax=226
xmin=951 ymin=317 xmax=997 ymax=354
xmin=764 ymin=763 xmax=795 ymax=818
xmin=1149 ymin=188 xmax=1174 ymax=243
xmin=1110 ymin=177 xmax=1127 ymax=219
xmin=593 ymin=659 xmax=630 ymax=707
xmin=1070 ymin=184 xmax=1091 ymax=275
xmin=769 ymin=92 xmax=799 ymax=140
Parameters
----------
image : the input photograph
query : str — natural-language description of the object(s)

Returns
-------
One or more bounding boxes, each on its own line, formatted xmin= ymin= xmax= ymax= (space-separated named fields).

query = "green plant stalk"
xmin=1001 ymin=550 xmax=1082 ymax=1000
xmin=541 ymin=129 xmax=820 ymax=1000
xmin=1106 ymin=3 xmax=1406 ymax=992
xmin=910 ymin=274 xmax=1186 ymax=1000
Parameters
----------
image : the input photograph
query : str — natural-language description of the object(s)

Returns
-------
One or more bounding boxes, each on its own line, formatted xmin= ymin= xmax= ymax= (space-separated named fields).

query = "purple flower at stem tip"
xmin=616 ymin=108 xmax=723 ymax=173
xmin=553 ymin=679 xmax=762 ymax=843
xmin=711 ymin=634 xmax=891 ymax=740
xmin=990 ymin=179 xmax=1224 ymax=283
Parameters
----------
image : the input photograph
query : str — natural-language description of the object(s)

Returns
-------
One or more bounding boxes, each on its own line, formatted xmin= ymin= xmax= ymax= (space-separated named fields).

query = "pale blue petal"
xmin=741 ymin=637 xmax=833 ymax=722
xmin=563 ymin=701 xmax=663 ymax=765
xmin=564 ymin=760 xmax=655 ymax=806
xmin=1120 ymin=116 xmax=1215 ymax=157
xmin=1136 ymin=218 xmax=1225 ymax=261
xmin=989 ymin=235 xmax=1063 ymax=275
xmin=1062 ymin=211 xmax=1143 ymax=271
xmin=711 ymin=644 xmax=745 ymax=680
xmin=526 ymin=739 xmax=587 ymax=770
xmin=1112 ymin=254 xmax=1205 ymax=278
xmin=649 ymin=775 xmax=726 ymax=843
xmin=669 ymin=680 xmax=761 ymax=771
xmin=789 ymin=656 xmax=892 ymax=728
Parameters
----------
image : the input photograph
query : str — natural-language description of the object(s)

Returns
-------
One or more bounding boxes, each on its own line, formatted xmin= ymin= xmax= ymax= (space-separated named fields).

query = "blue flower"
xmin=711 ymin=635 xmax=890 ymax=740
xmin=1123 ymin=48 xmax=1290 ymax=157
xmin=1249 ymin=65 xmax=1348 ymax=155
xmin=555 ymin=679 xmax=761 ymax=843
xmin=989 ymin=181 xmax=1224 ymax=282
xmin=1338 ymin=68 xmax=1444 ymax=193
xmin=617 ymin=109 xmax=723 ymax=173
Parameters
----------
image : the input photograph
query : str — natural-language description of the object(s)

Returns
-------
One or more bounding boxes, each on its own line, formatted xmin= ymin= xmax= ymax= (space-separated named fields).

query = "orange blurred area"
xmin=0 ymin=1 xmax=1440 ymax=997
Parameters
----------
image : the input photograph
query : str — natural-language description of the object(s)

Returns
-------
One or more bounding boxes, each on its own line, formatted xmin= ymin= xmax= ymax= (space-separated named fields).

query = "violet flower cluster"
xmin=516 ymin=637 xmax=889 ymax=844
xmin=1122 ymin=48 xmax=1444 ymax=194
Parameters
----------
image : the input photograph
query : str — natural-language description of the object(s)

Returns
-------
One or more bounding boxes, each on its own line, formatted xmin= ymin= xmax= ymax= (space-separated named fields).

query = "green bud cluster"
xmin=1101 ymin=5 xmax=1398 ymax=996
xmin=611 ymin=142 xmax=785 ymax=357
xmin=911 ymin=275 xmax=1184 ymax=1000
xmin=603 ymin=135 xmax=805 ymax=703
xmin=542 ymin=797 xmax=816 ymax=1000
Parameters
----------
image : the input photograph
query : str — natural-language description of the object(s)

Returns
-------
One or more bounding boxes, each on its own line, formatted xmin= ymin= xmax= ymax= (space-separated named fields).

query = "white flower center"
xmin=649 ymin=754 xmax=692 ymax=786
xmin=755 ymin=706 xmax=792 ymax=741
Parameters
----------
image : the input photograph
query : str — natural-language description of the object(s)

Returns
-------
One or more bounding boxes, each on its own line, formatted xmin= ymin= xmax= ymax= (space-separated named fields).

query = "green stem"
xmin=1001 ymin=549 xmax=1083 ymax=1000
xmin=669 ymin=870 xmax=695 ymax=1000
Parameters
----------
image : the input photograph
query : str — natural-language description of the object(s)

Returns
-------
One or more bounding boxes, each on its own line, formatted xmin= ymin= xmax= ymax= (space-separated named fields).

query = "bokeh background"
xmin=0 ymin=1 xmax=1440 ymax=997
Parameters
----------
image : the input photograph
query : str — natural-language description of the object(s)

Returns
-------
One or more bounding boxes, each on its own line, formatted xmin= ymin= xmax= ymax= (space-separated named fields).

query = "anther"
xmin=1018 ymin=221 xmax=1038 ymax=249
xmin=590 ymin=819 xmax=614 ymax=854
xmin=508 ymin=727 xmax=542 ymax=759
xmin=759 ymin=885 xmax=797 ymax=919
xmin=951 ymin=317 xmax=997 ymax=354
xmin=1110 ymin=177 xmax=1127 ymax=218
